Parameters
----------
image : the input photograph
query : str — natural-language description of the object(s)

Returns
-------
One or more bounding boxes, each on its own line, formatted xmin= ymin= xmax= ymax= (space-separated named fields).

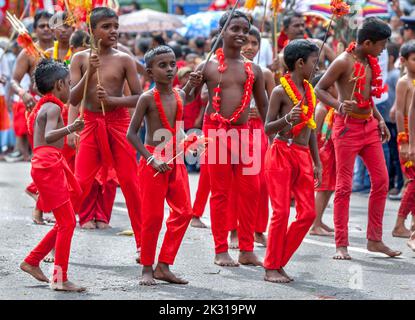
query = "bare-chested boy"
xmin=264 ymin=39 xmax=322 ymax=283
xmin=69 ymin=7 xmax=142 ymax=256
xmin=20 ymin=59 xmax=85 ymax=292
xmin=228 ymin=25 xmax=275 ymax=248
xmin=315 ymin=17 xmax=401 ymax=260
xmin=187 ymin=10 xmax=267 ymax=267
xmin=10 ymin=11 xmax=53 ymax=225
xmin=127 ymin=46 xmax=193 ymax=286
xmin=391 ymin=40 xmax=415 ymax=238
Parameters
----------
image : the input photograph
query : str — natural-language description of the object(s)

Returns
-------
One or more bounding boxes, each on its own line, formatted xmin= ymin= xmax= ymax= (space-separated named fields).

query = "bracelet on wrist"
xmin=146 ymin=155 xmax=155 ymax=166
xmin=284 ymin=114 xmax=293 ymax=127
xmin=66 ymin=126 xmax=72 ymax=134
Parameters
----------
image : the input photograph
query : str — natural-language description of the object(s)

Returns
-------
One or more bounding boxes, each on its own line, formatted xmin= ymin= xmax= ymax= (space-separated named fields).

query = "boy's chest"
xmin=149 ymin=98 xmax=179 ymax=127
xmin=206 ymin=61 xmax=251 ymax=88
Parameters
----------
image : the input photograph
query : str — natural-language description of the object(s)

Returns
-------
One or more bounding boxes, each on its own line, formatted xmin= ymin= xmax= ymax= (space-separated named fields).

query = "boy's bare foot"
xmin=407 ymin=238 xmax=415 ymax=251
xmin=392 ymin=225 xmax=411 ymax=238
xmin=214 ymin=252 xmax=239 ymax=267
xmin=50 ymin=281 xmax=86 ymax=292
xmin=254 ymin=232 xmax=267 ymax=247
xmin=20 ymin=262 xmax=49 ymax=283
xmin=367 ymin=240 xmax=402 ymax=257
xmin=139 ymin=266 xmax=156 ymax=286
xmin=309 ymin=225 xmax=333 ymax=237
xmin=229 ymin=230 xmax=239 ymax=249
xmin=81 ymin=221 xmax=96 ymax=230
xmin=43 ymin=249 xmax=55 ymax=263
xmin=238 ymin=251 xmax=263 ymax=266
xmin=264 ymin=269 xmax=290 ymax=283
xmin=321 ymin=223 xmax=334 ymax=232
xmin=190 ymin=216 xmax=207 ymax=228
xmin=44 ymin=215 xmax=56 ymax=224
xmin=136 ymin=249 xmax=141 ymax=264
xmin=96 ymin=221 xmax=111 ymax=229
xmin=333 ymin=247 xmax=352 ymax=260
xmin=154 ymin=263 xmax=188 ymax=285
xmin=279 ymin=267 xmax=294 ymax=281
xmin=25 ymin=189 xmax=38 ymax=202
xmin=411 ymin=217 xmax=415 ymax=232
xmin=32 ymin=208 xmax=46 ymax=225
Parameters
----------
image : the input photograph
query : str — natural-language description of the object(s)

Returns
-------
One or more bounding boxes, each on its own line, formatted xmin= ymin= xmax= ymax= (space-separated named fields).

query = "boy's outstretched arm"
xmin=183 ymin=62 xmax=205 ymax=103
xmin=315 ymin=59 xmax=351 ymax=112
xmin=44 ymin=105 xmax=84 ymax=144
xmin=252 ymin=64 xmax=268 ymax=122
xmin=309 ymin=130 xmax=322 ymax=187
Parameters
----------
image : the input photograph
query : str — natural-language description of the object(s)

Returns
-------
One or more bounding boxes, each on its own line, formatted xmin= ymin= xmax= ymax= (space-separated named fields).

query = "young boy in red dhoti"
xmin=263 ymin=39 xmax=322 ymax=283
xmin=127 ymin=46 xmax=193 ymax=285
xmin=391 ymin=41 xmax=415 ymax=238
xmin=309 ymin=73 xmax=336 ymax=237
xmin=227 ymin=25 xmax=276 ymax=248
xmin=69 ymin=7 xmax=142 ymax=256
xmin=187 ymin=10 xmax=268 ymax=267
xmin=315 ymin=17 xmax=401 ymax=260
xmin=20 ymin=59 xmax=85 ymax=292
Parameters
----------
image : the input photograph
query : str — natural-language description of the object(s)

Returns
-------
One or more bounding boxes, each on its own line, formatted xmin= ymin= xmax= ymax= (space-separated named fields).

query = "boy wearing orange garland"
xmin=187 ymin=10 xmax=268 ymax=267
xmin=127 ymin=46 xmax=192 ymax=286
xmin=315 ymin=17 xmax=401 ymax=260
xmin=264 ymin=39 xmax=322 ymax=283
xmin=391 ymin=41 xmax=415 ymax=238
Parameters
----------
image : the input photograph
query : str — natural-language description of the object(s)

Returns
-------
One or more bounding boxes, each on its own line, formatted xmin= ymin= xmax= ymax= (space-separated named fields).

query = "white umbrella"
xmin=118 ymin=9 xmax=185 ymax=33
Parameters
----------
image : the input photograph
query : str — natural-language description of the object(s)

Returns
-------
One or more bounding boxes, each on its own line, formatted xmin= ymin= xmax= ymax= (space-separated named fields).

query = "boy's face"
xmin=223 ymin=18 xmax=250 ymax=49
xmin=301 ymin=51 xmax=318 ymax=79
xmin=147 ymin=52 xmax=177 ymax=84
xmin=363 ymin=39 xmax=388 ymax=57
xmin=35 ymin=17 xmax=53 ymax=42
xmin=241 ymin=34 xmax=259 ymax=61
xmin=286 ymin=17 xmax=305 ymax=40
xmin=94 ymin=17 xmax=119 ymax=47
xmin=54 ymin=23 xmax=74 ymax=44
xmin=402 ymin=53 xmax=415 ymax=73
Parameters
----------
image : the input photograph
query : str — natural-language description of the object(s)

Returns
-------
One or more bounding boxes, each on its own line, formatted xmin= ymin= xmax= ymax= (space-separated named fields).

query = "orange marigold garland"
xmin=346 ymin=41 xmax=387 ymax=109
xmin=210 ymin=48 xmax=255 ymax=125
xmin=280 ymin=73 xmax=316 ymax=136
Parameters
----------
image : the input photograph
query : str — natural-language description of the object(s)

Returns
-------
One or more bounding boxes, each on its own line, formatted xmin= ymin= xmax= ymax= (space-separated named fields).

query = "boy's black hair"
xmin=219 ymin=10 xmax=251 ymax=31
xmin=90 ymin=7 xmax=118 ymax=30
xmin=152 ymin=33 xmax=166 ymax=46
xmin=311 ymin=72 xmax=325 ymax=87
xmin=400 ymin=40 xmax=415 ymax=59
xmin=357 ymin=17 xmax=391 ymax=45
xmin=284 ymin=39 xmax=319 ymax=72
xmin=283 ymin=12 xmax=303 ymax=29
xmin=70 ymin=30 xmax=90 ymax=48
xmin=144 ymin=45 xmax=175 ymax=68
xmin=34 ymin=59 xmax=69 ymax=95
xmin=387 ymin=42 xmax=400 ymax=62
xmin=248 ymin=25 xmax=261 ymax=44
xmin=34 ymin=10 xmax=53 ymax=30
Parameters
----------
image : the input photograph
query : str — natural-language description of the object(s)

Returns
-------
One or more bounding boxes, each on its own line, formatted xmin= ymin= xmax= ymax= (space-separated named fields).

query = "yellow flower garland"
xmin=53 ymin=40 xmax=59 ymax=60
xmin=280 ymin=76 xmax=317 ymax=130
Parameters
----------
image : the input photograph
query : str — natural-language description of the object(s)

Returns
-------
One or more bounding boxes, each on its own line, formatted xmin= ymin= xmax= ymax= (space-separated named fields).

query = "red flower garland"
xmin=153 ymin=88 xmax=184 ymax=135
xmin=283 ymin=74 xmax=316 ymax=136
xmin=210 ymin=48 xmax=255 ymax=125
xmin=27 ymin=94 xmax=65 ymax=136
xmin=346 ymin=42 xmax=387 ymax=109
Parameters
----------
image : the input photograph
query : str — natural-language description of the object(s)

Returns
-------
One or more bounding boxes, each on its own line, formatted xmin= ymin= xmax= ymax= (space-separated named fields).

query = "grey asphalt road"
xmin=0 ymin=161 xmax=414 ymax=300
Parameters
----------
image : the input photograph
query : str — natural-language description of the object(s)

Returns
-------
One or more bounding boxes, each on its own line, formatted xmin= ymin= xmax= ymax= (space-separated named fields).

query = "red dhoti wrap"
xmin=204 ymin=117 xmax=260 ymax=254
xmin=24 ymin=146 xmax=82 ymax=283
xmin=316 ymin=136 xmax=336 ymax=192
xmin=0 ymin=96 xmax=9 ymax=131
xmin=332 ymin=114 xmax=388 ymax=247
xmin=228 ymin=117 xmax=269 ymax=233
xmin=138 ymin=145 xmax=192 ymax=266
xmin=12 ymin=101 xmax=28 ymax=137
xmin=264 ymin=139 xmax=316 ymax=270
xmin=75 ymin=108 xmax=141 ymax=249
xmin=78 ymin=168 xmax=118 ymax=225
